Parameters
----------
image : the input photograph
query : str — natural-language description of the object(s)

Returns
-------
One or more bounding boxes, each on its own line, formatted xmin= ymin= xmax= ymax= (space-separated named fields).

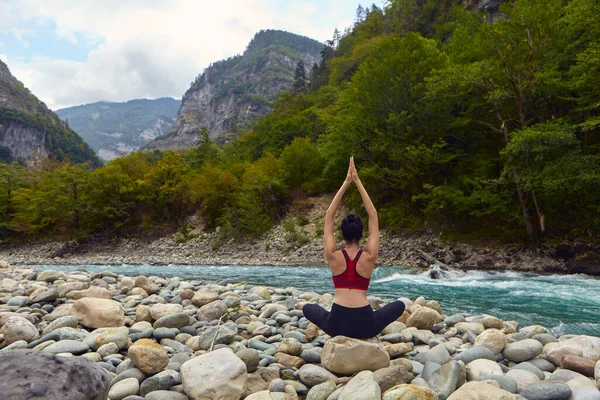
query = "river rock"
xmin=0 ymin=349 xmax=110 ymax=399
xmin=84 ymin=326 xmax=130 ymax=350
xmin=128 ymin=338 xmax=169 ymax=375
xmin=134 ymin=276 xmax=158 ymax=294
xmin=475 ymin=375 xmax=518 ymax=393
xmin=406 ymin=306 xmax=443 ymax=330
xmin=427 ymin=360 xmax=462 ymax=399
xmin=466 ymin=359 xmax=504 ymax=381
xmin=28 ymin=287 xmax=58 ymax=303
xmin=278 ymin=337 xmax=303 ymax=356
xmin=518 ymin=382 xmax=572 ymax=400
xmin=243 ymin=367 xmax=279 ymax=397
xmin=181 ymin=348 xmax=247 ymax=400
xmin=454 ymin=346 xmax=496 ymax=364
xmin=503 ymin=339 xmax=543 ymax=363
xmin=447 ymin=381 xmax=515 ymax=400
xmin=386 ymin=342 xmax=412 ymax=358
xmin=512 ymin=362 xmax=545 ymax=380
xmin=374 ymin=365 xmax=415 ymax=393
xmin=456 ymin=322 xmax=485 ymax=336
xmin=321 ymin=336 xmax=390 ymax=375
xmin=44 ymin=339 xmax=90 ymax=355
xmin=562 ymin=355 xmax=597 ymax=377
xmin=338 ymin=371 xmax=380 ymax=400
xmin=153 ymin=313 xmax=191 ymax=329
xmin=196 ymin=300 xmax=227 ymax=322
xmin=544 ymin=336 xmax=600 ymax=364
xmin=306 ymin=380 xmax=337 ymax=400
xmin=475 ymin=329 xmax=507 ymax=354
xmin=42 ymin=315 xmax=79 ymax=335
xmin=108 ymin=377 xmax=140 ymax=400
xmin=67 ymin=286 xmax=112 ymax=299
xmin=150 ymin=303 xmax=184 ymax=320
xmin=3 ymin=316 xmax=39 ymax=344
xmin=506 ymin=368 xmax=540 ymax=391
xmin=298 ymin=364 xmax=338 ymax=387
xmin=382 ymin=384 xmax=439 ymax=400
xmin=70 ymin=298 xmax=125 ymax=328
xmin=236 ymin=348 xmax=260 ymax=373
xmin=139 ymin=370 xmax=181 ymax=396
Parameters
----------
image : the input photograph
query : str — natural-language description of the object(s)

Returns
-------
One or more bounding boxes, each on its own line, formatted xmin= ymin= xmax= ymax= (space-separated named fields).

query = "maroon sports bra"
xmin=332 ymin=249 xmax=370 ymax=290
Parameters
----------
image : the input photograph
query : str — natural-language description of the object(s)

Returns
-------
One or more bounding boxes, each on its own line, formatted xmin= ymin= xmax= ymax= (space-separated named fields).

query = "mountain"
xmin=0 ymin=59 xmax=101 ymax=167
xmin=145 ymin=29 xmax=322 ymax=151
xmin=56 ymin=98 xmax=180 ymax=161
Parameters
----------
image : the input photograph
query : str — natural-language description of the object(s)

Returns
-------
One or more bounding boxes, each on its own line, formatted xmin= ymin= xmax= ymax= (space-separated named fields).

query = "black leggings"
xmin=303 ymin=301 xmax=406 ymax=339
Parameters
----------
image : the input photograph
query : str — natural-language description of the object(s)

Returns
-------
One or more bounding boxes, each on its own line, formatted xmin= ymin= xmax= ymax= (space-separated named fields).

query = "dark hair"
xmin=341 ymin=214 xmax=363 ymax=242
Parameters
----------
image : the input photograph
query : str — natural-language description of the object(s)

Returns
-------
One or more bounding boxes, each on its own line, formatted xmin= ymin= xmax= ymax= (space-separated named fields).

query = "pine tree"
xmin=355 ymin=5 xmax=366 ymax=25
xmin=292 ymin=61 xmax=307 ymax=95
xmin=333 ymin=28 xmax=341 ymax=49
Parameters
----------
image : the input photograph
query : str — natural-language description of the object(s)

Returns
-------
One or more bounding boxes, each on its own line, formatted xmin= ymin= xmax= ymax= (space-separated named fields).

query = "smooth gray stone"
xmin=531 ymin=333 xmax=559 ymax=346
xmin=139 ymin=370 xmax=180 ymax=397
xmin=0 ymin=340 xmax=28 ymax=352
xmin=445 ymin=314 xmax=466 ymax=326
xmin=529 ymin=358 xmax=556 ymax=372
xmin=454 ymin=346 xmax=495 ymax=364
xmin=512 ymin=362 xmax=545 ymax=380
xmin=8 ymin=296 xmax=29 ymax=307
xmin=426 ymin=360 xmax=461 ymax=400
xmin=411 ymin=360 xmax=424 ymax=375
xmin=283 ymin=331 xmax=308 ymax=343
xmin=381 ymin=333 xmax=403 ymax=343
xmin=28 ymin=332 xmax=61 ymax=348
xmin=518 ymin=382 xmax=572 ymax=400
xmin=115 ymin=359 xmax=135 ymax=375
xmin=196 ymin=326 xmax=236 ymax=350
xmin=300 ymin=349 xmax=321 ymax=364
xmin=476 ymin=374 xmax=518 ymax=393
xmin=44 ymin=340 xmax=90 ymax=355
xmin=426 ymin=343 xmax=453 ymax=365
xmin=550 ymin=369 xmax=587 ymax=382
xmin=153 ymin=328 xmax=177 ymax=341
xmin=153 ymin=314 xmax=191 ymax=329
xmin=110 ymin=368 xmax=146 ymax=386
xmin=569 ymin=387 xmax=600 ymax=400
xmin=42 ymin=316 xmax=79 ymax=335
xmin=144 ymin=391 xmax=188 ymax=400
xmin=249 ymin=339 xmax=275 ymax=352
xmin=269 ymin=378 xmax=287 ymax=392
xmin=421 ymin=362 xmax=441 ymax=381
xmin=160 ymin=339 xmax=192 ymax=354
xmin=121 ymin=396 xmax=145 ymax=400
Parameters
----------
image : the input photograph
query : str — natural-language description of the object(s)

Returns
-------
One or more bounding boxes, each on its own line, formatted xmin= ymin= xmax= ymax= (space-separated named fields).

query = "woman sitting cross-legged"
xmin=302 ymin=157 xmax=406 ymax=339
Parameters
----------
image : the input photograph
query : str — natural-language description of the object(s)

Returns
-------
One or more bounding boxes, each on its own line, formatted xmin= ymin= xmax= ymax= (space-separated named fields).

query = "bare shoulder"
xmin=327 ymin=250 xmax=346 ymax=274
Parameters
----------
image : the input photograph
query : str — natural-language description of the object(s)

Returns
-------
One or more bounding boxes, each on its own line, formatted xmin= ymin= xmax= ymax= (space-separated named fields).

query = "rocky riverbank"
xmin=0 ymin=260 xmax=599 ymax=400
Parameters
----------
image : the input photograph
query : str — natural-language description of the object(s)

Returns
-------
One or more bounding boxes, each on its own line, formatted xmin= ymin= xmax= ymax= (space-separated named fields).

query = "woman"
xmin=303 ymin=157 xmax=406 ymax=339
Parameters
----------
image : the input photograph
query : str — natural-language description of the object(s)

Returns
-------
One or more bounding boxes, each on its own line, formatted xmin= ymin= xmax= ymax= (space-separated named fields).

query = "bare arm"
xmin=351 ymin=159 xmax=379 ymax=260
xmin=324 ymin=160 xmax=352 ymax=261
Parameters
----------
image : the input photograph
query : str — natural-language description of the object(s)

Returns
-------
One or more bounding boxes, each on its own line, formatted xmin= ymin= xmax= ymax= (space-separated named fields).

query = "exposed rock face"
xmin=0 ymin=58 xmax=100 ymax=167
xmin=56 ymin=98 xmax=180 ymax=161
xmin=145 ymin=30 xmax=321 ymax=151
xmin=0 ymin=349 xmax=110 ymax=400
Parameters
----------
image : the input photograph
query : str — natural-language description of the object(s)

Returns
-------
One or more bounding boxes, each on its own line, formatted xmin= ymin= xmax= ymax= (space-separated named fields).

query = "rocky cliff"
xmin=56 ymin=98 xmax=180 ymax=161
xmin=145 ymin=30 xmax=322 ymax=151
xmin=0 ymin=59 xmax=100 ymax=167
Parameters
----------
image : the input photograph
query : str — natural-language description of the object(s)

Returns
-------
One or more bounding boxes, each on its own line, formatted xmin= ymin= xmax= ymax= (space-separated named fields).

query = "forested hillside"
xmin=1 ymin=0 xmax=599 ymax=247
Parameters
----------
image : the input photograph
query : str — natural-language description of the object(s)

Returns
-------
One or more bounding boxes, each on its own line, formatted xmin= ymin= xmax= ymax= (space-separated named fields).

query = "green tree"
xmin=280 ymin=137 xmax=325 ymax=192
xmin=292 ymin=61 xmax=307 ymax=95
xmin=0 ymin=162 xmax=26 ymax=238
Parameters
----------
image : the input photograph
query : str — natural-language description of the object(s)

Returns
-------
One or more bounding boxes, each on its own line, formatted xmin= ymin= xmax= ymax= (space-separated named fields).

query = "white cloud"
xmin=1 ymin=0 xmax=369 ymax=110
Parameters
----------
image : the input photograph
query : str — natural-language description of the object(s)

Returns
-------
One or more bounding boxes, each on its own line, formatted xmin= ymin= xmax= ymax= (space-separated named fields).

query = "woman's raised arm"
xmin=351 ymin=158 xmax=379 ymax=261
xmin=324 ymin=158 xmax=352 ymax=261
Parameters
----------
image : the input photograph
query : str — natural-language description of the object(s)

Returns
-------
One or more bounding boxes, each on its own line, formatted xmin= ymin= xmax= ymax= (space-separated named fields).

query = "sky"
xmin=0 ymin=0 xmax=383 ymax=110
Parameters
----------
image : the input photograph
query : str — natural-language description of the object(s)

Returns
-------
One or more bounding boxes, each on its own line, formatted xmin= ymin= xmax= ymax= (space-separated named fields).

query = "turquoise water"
xmin=31 ymin=264 xmax=600 ymax=336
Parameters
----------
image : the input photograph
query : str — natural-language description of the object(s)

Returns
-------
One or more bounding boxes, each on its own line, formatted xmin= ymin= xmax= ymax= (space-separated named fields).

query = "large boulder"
xmin=321 ymin=336 xmax=390 ymax=375
xmin=0 ymin=349 xmax=110 ymax=400
xmin=70 ymin=298 xmax=124 ymax=328
xmin=543 ymin=336 xmax=600 ymax=364
xmin=181 ymin=348 xmax=247 ymax=400
xmin=66 ymin=286 xmax=112 ymax=300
